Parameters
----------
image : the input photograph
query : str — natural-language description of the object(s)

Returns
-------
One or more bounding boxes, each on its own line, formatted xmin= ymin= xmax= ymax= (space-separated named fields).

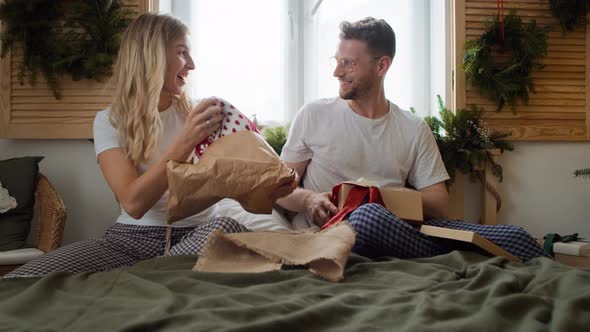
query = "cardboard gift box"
xmin=420 ymin=225 xmax=522 ymax=263
xmin=334 ymin=180 xmax=522 ymax=263
xmin=335 ymin=180 xmax=424 ymax=224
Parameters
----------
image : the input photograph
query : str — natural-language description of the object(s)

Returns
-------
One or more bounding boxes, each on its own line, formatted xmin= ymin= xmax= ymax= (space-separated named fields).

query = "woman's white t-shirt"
xmin=92 ymin=103 xmax=218 ymax=227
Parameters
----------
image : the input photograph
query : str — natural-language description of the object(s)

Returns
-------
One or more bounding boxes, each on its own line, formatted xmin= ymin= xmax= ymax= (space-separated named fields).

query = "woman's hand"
xmin=184 ymin=97 xmax=224 ymax=147
xmin=168 ymin=97 xmax=224 ymax=161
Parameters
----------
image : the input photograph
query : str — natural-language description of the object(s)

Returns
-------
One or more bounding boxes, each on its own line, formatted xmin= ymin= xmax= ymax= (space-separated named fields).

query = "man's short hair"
xmin=339 ymin=17 xmax=396 ymax=59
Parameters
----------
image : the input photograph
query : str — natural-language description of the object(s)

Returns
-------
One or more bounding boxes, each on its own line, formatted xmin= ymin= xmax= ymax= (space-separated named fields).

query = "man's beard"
xmin=339 ymin=79 xmax=371 ymax=100
xmin=339 ymin=87 xmax=358 ymax=100
xmin=339 ymin=82 xmax=363 ymax=100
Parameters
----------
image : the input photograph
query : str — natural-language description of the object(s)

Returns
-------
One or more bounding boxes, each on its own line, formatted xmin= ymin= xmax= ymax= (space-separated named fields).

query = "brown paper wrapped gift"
xmin=166 ymin=131 xmax=296 ymax=223
xmin=194 ymin=223 xmax=356 ymax=282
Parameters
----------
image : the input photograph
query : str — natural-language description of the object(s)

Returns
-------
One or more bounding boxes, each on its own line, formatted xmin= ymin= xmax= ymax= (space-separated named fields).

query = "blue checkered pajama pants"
xmin=5 ymin=217 xmax=247 ymax=278
xmin=349 ymin=203 xmax=548 ymax=262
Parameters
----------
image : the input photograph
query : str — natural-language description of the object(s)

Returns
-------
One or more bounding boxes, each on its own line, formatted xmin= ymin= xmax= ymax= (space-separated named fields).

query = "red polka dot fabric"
xmin=193 ymin=99 xmax=259 ymax=163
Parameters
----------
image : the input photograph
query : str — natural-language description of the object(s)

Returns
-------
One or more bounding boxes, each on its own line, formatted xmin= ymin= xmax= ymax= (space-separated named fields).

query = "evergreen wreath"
xmin=463 ymin=12 xmax=549 ymax=111
xmin=549 ymin=0 xmax=589 ymax=33
xmin=0 ymin=0 xmax=132 ymax=99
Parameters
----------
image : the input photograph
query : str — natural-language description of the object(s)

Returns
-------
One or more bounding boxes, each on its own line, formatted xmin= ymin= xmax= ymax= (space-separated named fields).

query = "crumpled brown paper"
xmin=167 ymin=131 xmax=296 ymax=224
xmin=194 ymin=223 xmax=356 ymax=282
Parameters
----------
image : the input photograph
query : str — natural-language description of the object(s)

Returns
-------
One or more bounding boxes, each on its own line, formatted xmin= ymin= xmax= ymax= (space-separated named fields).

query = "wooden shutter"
xmin=455 ymin=0 xmax=590 ymax=141
xmin=0 ymin=0 xmax=153 ymax=139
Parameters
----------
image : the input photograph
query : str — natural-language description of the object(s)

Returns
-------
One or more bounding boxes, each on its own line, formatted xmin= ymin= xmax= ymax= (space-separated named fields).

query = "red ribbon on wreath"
xmin=497 ymin=0 xmax=505 ymax=41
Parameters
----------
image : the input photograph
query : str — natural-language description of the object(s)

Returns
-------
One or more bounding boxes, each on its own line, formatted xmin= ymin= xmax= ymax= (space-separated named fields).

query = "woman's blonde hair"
xmin=109 ymin=13 xmax=192 ymax=165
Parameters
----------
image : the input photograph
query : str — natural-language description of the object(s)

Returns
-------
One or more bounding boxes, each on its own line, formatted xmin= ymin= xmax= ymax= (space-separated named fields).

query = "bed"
xmin=1 ymin=251 xmax=589 ymax=331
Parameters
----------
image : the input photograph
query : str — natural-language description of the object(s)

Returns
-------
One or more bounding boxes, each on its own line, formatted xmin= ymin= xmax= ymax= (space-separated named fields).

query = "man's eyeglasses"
xmin=329 ymin=56 xmax=382 ymax=72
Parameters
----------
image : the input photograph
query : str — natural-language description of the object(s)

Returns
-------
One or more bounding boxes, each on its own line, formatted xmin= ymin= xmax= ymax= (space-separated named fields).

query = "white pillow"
xmin=216 ymin=198 xmax=293 ymax=232
xmin=0 ymin=181 xmax=17 ymax=213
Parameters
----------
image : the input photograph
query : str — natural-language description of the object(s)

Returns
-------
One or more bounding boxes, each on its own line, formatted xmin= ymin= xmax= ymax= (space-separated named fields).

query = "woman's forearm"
xmin=120 ymin=139 xmax=193 ymax=219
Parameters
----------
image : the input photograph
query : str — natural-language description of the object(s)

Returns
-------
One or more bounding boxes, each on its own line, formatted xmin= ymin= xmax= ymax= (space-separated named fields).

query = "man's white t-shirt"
xmin=92 ymin=103 xmax=218 ymax=227
xmin=281 ymin=97 xmax=449 ymax=227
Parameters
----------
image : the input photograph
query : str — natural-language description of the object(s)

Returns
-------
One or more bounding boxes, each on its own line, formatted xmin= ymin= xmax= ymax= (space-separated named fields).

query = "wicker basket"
xmin=35 ymin=174 xmax=67 ymax=253
xmin=0 ymin=174 xmax=67 ymax=275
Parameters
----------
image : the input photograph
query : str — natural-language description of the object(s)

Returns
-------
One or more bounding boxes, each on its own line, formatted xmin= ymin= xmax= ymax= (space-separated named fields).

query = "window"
xmin=160 ymin=0 xmax=449 ymax=124
xmin=160 ymin=0 xmax=288 ymax=125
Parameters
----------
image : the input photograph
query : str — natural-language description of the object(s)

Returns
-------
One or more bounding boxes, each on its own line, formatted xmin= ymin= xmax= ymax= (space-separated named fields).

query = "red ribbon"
xmin=320 ymin=184 xmax=385 ymax=230
xmin=497 ymin=0 xmax=505 ymax=41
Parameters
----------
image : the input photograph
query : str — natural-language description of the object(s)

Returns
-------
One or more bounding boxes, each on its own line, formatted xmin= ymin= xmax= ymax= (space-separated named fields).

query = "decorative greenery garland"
xmin=0 ymin=0 xmax=132 ymax=99
xmin=549 ymin=0 xmax=589 ymax=33
xmin=463 ymin=13 xmax=549 ymax=111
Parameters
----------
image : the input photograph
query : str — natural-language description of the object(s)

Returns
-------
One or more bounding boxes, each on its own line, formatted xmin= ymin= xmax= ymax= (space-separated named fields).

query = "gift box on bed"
xmin=334 ymin=181 xmax=424 ymax=224
xmin=329 ymin=180 xmax=522 ymax=263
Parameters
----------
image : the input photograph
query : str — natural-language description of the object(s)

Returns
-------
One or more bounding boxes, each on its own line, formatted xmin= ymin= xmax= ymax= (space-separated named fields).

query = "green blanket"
xmin=1 ymin=252 xmax=589 ymax=331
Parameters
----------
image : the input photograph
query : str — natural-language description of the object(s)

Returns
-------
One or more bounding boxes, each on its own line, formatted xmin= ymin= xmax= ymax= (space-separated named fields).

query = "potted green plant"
xmin=423 ymin=96 xmax=514 ymax=185
xmin=421 ymin=96 xmax=515 ymax=219
xmin=262 ymin=125 xmax=290 ymax=156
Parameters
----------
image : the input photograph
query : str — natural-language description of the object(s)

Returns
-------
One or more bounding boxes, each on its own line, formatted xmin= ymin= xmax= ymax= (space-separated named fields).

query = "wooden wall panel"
xmin=457 ymin=0 xmax=590 ymax=141
xmin=0 ymin=0 xmax=152 ymax=139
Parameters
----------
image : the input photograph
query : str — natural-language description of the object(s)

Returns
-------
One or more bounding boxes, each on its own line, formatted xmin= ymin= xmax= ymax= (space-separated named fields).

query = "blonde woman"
xmin=6 ymin=13 xmax=297 ymax=278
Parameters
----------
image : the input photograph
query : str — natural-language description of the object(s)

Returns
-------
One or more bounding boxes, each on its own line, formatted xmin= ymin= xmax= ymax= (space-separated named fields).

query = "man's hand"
xmin=303 ymin=192 xmax=339 ymax=227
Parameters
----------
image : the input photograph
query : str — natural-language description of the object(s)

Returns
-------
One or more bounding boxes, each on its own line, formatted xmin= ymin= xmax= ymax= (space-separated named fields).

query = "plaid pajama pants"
xmin=349 ymin=203 xmax=548 ymax=262
xmin=5 ymin=217 xmax=248 ymax=278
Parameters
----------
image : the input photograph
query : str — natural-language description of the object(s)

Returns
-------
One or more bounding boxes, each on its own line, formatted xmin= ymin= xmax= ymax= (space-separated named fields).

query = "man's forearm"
xmin=276 ymin=187 xmax=315 ymax=213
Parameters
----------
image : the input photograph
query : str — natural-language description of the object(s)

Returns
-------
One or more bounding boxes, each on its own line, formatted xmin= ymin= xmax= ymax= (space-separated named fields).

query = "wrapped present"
xmin=167 ymin=130 xmax=295 ymax=223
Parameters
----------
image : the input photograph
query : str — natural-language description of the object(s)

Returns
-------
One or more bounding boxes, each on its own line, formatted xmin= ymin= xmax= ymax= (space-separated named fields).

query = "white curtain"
xmin=159 ymin=0 xmax=447 ymax=123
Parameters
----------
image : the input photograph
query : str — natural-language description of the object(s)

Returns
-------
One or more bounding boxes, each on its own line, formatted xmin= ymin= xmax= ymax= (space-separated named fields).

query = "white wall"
xmin=0 ymin=140 xmax=119 ymax=245
xmin=2 ymin=139 xmax=589 ymax=244
xmin=464 ymin=142 xmax=590 ymax=239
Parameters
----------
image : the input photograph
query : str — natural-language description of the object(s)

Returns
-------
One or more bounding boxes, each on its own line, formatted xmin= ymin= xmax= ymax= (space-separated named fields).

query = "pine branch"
xmin=549 ymin=0 xmax=589 ymax=33
xmin=573 ymin=168 xmax=590 ymax=179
